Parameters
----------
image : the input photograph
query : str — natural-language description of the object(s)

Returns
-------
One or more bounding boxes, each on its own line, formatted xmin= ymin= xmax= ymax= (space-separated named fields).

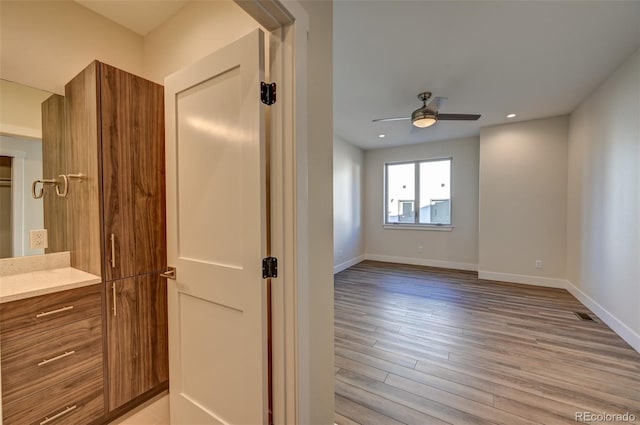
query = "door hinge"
xmin=261 ymin=82 xmax=276 ymax=105
xmin=262 ymin=257 xmax=278 ymax=278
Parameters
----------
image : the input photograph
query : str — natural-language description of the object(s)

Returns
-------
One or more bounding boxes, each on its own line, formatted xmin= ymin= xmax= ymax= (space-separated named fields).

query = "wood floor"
xmin=334 ymin=261 xmax=640 ymax=425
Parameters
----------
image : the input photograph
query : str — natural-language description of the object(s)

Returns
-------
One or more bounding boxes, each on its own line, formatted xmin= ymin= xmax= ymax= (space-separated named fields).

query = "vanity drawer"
xmin=0 ymin=284 xmax=101 ymax=335
xmin=2 ymin=366 xmax=104 ymax=425
xmin=1 ymin=315 xmax=103 ymax=405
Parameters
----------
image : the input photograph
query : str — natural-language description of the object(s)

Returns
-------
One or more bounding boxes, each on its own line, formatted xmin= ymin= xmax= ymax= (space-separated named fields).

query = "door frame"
xmin=232 ymin=1 xmax=308 ymax=423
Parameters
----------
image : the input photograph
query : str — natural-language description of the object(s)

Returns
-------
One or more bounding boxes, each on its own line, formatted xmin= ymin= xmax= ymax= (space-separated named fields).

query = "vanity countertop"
xmin=0 ymin=267 xmax=101 ymax=304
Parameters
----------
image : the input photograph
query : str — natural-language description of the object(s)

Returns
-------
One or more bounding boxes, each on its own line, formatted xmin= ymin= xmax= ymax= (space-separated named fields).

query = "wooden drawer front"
xmin=2 ymin=366 xmax=104 ymax=425
xmin=0 ymin=284 xmax=101 ymax=335
xmin=1 ymin=315 xmax=103 ymax=405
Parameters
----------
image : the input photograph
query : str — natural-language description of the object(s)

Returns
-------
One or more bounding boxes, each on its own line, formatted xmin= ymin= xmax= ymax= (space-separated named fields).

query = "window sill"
xmin=383 ymin=224 xmax=454 ymax=232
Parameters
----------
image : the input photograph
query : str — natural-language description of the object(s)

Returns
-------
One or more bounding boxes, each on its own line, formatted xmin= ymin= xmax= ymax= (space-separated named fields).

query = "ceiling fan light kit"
xmin=411 ymin=108 xmax=437 ymax=128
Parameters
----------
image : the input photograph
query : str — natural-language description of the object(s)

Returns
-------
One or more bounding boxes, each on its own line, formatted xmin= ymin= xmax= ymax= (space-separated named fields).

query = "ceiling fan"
xmin=373 ymin=92 xmax=481 ymax=128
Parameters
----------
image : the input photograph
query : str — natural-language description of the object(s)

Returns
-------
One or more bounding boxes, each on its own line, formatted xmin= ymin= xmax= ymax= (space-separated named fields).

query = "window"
xmin=385 ymin=158 xmax=451 ymax=226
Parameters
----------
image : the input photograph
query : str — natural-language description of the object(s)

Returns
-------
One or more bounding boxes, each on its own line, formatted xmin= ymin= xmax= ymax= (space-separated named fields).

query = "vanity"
xmin=1 ymin=254 xmax=103 ymax=425
xmin=0 ymin=60 xmax=168 ymax=424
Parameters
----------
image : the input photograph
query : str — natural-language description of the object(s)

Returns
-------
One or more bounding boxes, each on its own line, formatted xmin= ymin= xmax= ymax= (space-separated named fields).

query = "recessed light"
xmin=378 ymin=134 xmax=385 ymax=138
xmin=507 ymin=113 xmax=517 ymax=118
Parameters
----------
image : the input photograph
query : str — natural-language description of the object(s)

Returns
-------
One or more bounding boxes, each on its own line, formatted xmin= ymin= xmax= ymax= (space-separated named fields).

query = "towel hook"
xmin=31 ymin=173 xmax=84 ymax=199
xmin=31 ymin=178 xmax=57 ymax=199
xmin=55 ymin=174 xmax=69 ymax=197
xmin=32 ymin=180 xmax=44 ymax=199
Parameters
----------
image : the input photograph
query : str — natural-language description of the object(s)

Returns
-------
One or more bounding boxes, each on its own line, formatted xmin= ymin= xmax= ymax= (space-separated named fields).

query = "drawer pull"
xmin=38 ymin=350 xmax=76 ymax=366
xmin=36 ymin=305 xmax=74 ymax=318
xmin=40 ymin=405 xmax=77 ymax=425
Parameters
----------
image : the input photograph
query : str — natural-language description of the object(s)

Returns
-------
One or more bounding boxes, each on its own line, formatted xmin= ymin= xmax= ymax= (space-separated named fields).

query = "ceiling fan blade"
xmin=427 ymin=96 xmax=447 ymax=111
xmin=437 ymin=113 xmax=481 ymax=121
xmin=372 ymin=116 xmax=410 ymax=123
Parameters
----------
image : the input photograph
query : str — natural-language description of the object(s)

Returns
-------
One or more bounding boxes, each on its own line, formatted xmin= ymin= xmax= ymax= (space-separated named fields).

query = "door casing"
xmin=230 ymin=2 xmax=309 ymax=423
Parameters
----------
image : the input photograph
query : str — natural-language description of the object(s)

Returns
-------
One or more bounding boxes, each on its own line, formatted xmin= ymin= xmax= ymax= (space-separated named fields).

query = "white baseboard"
xmin=364 ymin=254 xmax=478 ymax=272
xmin=565 ymin=280 xmax=640 ymax=353
xmin=477 ymin=271 xmax=639 ymax=353
xmin=333 ymin=255 xmax=365 ymax=274
xmin=334 ymin=257 xmax=640 ymax=353
xmin=478 ymin=270 xmax=568 ymax=288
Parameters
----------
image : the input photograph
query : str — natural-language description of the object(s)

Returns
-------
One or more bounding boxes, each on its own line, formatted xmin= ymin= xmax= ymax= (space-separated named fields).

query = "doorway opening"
xmin=0 ymin=155 xmax=13 ymax=258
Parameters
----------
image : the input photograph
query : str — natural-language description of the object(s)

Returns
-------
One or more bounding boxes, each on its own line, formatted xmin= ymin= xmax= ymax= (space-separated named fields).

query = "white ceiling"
xmin=334 ymin=1 xmax=640 ymax=150
xmin=72 ymin=1 xmax=640 ymax=150
xmin=75 ymin=0 xmax=189 ymax=36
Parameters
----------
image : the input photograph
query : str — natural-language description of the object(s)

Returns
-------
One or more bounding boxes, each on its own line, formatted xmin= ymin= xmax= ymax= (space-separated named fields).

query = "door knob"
xmin=160 ymin=266 xmax=176 ymax=280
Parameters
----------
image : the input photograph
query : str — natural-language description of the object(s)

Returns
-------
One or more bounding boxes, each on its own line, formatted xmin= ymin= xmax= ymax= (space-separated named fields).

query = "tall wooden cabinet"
xmin=65 ymin=61 xmax=168 ymax=416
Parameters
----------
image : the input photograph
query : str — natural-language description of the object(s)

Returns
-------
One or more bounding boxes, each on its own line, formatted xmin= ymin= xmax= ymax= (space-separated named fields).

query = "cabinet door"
xmin=101 ymin=64 xmax=136 ymax=281
xmin=106 ymin=277 xmax=139 ymax=411
xmin=132 ymin=77 xmax=166 ymax=275
xmin=138 ymin=273 xmax=168 ymax=393
xmin=101 ymin=63 xmax=166 ymax=280
xmin=106 ymin=274 xmax=168 ymax=411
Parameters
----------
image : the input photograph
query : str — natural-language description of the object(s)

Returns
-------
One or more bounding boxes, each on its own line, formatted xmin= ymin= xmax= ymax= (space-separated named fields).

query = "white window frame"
xmin=383 ymin=157 xmax=453 ymax=231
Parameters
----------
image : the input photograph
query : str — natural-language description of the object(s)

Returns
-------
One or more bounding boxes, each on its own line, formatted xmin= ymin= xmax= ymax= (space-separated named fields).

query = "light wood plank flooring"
xmin=334 ymin=261 xmax=640 ymax=425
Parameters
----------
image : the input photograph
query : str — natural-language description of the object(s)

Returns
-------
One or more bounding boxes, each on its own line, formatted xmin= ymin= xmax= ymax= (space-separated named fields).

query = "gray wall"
xmin=479 ymin=116 xmax=569 ymax=284
xmin=364 ymin=137 xmax=479 ymax=270
xmin=567 ymin=48 xmax=640 ymax=347
xmin=333 ymin=136 xmax=364 ymax=271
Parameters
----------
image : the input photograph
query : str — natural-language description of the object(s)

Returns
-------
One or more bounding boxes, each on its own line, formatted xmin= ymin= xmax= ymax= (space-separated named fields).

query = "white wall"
xmin=333 ymin=136 xmax=364 ymax=272
xmin=364 ymin=137 xmax=479 ymax=270
xmin=478 ymin=116 xmax=568 ymax=286
xmin=0 ymin=80 xmax=52 ymax=138
xmin=298 ymin=1 xmax=334 ymax=423
xmin=142 ymin=1 xmax=264 ymax=84
xmin=0 ymin=1 xmax=143 ymax=94
xmin=0 ymin=0 xmax=263 ymax=92
xmin=567 ymin=49 xmax=640 ymax=350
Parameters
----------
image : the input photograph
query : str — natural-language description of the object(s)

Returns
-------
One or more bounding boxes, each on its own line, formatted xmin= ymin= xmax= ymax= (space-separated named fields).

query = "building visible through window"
xmin=385 ymin=158 xmax=451 ymax=225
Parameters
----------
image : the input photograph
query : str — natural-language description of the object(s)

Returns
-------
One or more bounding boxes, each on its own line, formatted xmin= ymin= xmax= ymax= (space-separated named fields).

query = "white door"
xmin=164 ymin=29 xmax=269 ymax=425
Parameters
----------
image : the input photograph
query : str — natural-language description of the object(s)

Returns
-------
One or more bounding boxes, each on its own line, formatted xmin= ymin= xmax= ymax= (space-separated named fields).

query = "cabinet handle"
xmin=112 ymin=282 xmax=117 ymax=317
xmin=36 ymin=305 xmax=74 ymax=318
xmin=110 ymin=233 xmax=116 ymax=268
xmin=38 ymin=350 xmax=75 ymax=366
xmin=40 ymin=405 xmax=77 ymax=425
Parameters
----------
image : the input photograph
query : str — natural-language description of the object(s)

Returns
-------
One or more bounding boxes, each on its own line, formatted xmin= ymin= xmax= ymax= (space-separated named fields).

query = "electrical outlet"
xmin=30 ymin=229 xmax=48 ymax=250
xmin=417 ymin=245 xmax=423 ymax=253
xmin=535 ymin=260 xmax=543 ymax=269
